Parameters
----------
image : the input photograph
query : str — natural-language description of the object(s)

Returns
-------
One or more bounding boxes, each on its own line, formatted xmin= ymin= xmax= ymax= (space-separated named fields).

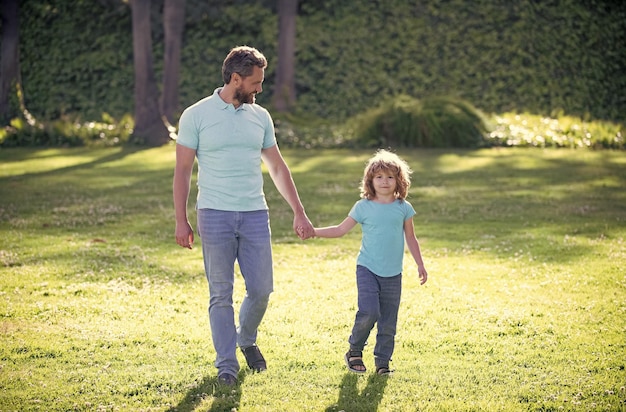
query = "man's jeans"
xmin=349 ymin=265 xmax=402 ymax=366
xmin=197 ymin=209 xmax=273 ymax=376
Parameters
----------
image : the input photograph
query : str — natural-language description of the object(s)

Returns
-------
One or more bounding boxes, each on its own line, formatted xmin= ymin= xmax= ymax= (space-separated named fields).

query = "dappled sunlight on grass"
xmin=0 ymin=147 xmax=624 ymax=410
xmin=435 ymin=151 xmax=498 ymax=173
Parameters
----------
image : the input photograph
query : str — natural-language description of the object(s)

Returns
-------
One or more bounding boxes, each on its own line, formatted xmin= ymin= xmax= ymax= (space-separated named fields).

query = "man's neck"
xmin=218 ymin=86 xmax=241 ymax=108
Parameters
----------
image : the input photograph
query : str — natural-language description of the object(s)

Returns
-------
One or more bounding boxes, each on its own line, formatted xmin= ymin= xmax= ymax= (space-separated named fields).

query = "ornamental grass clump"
xmin=348 ymin=94 xmax=489 ymax=148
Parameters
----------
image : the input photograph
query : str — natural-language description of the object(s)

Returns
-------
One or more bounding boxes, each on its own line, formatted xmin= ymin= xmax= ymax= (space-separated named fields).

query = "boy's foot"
xmin=376 ymin=365 xmax=393 ymax=375
xmin=345 ymin=350 xmax=366 ymax=374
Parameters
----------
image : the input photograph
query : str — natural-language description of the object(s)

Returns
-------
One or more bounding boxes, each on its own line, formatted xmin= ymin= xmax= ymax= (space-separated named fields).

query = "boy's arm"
xmin=314 ymin=216 xmax=357 ymax=238
xmin=404 ymin=217 xmax=428 ymax=285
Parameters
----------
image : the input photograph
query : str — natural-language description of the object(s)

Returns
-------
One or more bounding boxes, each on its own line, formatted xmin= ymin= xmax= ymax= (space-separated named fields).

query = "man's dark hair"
xmin=222 ymin=46 xmax=267 ymax=84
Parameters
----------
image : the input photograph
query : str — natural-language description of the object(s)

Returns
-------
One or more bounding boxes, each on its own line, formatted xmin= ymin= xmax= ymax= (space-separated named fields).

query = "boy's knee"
xmin=356 ymin=310 xmax=380 ymax=326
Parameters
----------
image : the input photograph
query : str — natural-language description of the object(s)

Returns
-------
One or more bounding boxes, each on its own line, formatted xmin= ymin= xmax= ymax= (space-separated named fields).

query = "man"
xmin=173 ymin=46 xmax=314 ymax=386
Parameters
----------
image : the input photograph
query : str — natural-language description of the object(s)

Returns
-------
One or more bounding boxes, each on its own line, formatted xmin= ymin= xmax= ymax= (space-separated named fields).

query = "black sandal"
xmin=376 ymin=365 xmax=393 ymax=375
xmin=344 ymin=350 xmax=366 ymax=374
xmin=241 ymin=345 xmax=267 ymax=372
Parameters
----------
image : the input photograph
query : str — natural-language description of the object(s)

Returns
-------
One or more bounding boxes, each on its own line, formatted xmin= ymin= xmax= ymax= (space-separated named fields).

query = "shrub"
xmin=347 ymin=95 xmax=489 ymax=148
xmin=0 ymin=113 xmax=134 ymax=148
xmin=486 ymin=113 xmax=625 ymax=149
xmin=273 ymin=113 xmax=349 ymax=149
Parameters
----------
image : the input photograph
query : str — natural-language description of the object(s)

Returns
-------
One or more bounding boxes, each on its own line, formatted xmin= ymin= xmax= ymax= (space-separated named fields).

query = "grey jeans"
xmin=349 ymin=265 xmax=402 ymax=366
xmin=197 ymin=208 xmax=273 ymax=376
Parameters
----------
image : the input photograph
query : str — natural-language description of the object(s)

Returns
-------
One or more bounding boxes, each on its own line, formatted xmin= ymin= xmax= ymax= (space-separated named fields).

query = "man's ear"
xmin=231 ymin=72 xmax=242 ymax=85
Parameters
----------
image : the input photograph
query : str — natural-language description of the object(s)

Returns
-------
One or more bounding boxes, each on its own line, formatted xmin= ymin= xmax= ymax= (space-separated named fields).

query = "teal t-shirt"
xmin=176 ymin=88 xmax=277 ymax=211
xmin=349 ymin=199 xmax=416 ymax=277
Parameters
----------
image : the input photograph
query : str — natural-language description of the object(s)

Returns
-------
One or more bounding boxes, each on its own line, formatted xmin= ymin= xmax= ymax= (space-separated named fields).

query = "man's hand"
xmin=175 ymin=221 xmax=194 ymax=249
xmin=294 ymin=215 xmax=314 ymax=240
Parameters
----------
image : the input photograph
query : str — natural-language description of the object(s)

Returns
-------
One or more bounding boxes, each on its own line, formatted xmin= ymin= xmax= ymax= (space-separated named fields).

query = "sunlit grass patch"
xmin=0 ymin=146 xmax=624 ymax=411
xmin=487 ymin=112 xmax=624 ymax=149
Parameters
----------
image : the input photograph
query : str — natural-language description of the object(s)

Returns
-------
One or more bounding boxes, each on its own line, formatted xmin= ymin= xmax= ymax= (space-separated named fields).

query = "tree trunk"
xmin=0 ymin=0 xmax=19 ymax=124
xmin=131 ymin=0 xmax=169 ymax=146
xmin=161 ymin=0 xmax=186 ymax=125
xmin=273 ymin=0 xmax=298 ymax=112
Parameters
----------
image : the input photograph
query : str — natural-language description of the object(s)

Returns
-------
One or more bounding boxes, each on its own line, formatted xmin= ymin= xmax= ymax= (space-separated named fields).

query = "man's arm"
xmin=261 ymin=145 xmax=314 ymax=239
xmin=173 ymin=144 xmax=196 ymax=249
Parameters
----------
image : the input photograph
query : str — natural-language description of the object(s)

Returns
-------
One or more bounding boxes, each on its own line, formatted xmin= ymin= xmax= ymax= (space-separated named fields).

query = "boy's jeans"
xmin=197 ymin=208 xmax=273 ymax=376
xmin=349 ymin=265 xmax=402 ymax=366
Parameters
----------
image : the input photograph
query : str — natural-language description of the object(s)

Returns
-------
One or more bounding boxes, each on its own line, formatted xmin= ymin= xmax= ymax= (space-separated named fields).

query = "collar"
xmin=213 ymin=87 xmax=247 ymax=111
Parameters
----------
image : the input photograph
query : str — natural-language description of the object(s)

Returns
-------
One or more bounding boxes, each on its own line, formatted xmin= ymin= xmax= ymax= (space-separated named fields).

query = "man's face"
xmin=234 ymin=66 xmax=264 ymax=105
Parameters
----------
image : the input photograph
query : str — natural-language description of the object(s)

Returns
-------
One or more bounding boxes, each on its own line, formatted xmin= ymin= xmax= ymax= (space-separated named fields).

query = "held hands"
xmin=296 ymin=225 xmax=315 ymax=239
xmin=294 ymin=215 xmax=315 ymax=240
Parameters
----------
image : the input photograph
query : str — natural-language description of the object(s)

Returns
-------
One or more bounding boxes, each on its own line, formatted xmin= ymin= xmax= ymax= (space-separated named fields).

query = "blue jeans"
xmin=349 ymin=265 xmax=402 ymax=366
xmin=197 ymin=209 xmax=273 ymax=376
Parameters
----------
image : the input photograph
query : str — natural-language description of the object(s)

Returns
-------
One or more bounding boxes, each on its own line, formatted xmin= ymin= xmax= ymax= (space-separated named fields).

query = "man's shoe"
xmin=217 ymin=373 xmax=237 ymax=386
xmin=241 ymin=345 xmax=267 ymax=372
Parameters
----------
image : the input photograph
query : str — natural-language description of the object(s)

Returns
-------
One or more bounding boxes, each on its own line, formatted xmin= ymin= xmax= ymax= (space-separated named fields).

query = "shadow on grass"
xmin=325 ymin=372 xmax=388 ymax=412
xmin=167 ymin=372 xmax=246 ymax=412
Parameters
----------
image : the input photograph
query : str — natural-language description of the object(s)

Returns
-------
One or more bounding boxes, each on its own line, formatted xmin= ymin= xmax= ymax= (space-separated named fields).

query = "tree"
xmin=131 ymin=0 xmax=170 ymax=146
xmin=273 ymin=0 xmax=298 ymax=112
xmin=0 ymin=0 xmax=19 ymax=124
xmin=161 ymin=0 xmax=186 ymax=125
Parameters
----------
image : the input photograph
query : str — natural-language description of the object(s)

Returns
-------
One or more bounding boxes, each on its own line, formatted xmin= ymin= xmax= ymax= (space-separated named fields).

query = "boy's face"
xmin=372 ymin=169 xmax=397 ymax=196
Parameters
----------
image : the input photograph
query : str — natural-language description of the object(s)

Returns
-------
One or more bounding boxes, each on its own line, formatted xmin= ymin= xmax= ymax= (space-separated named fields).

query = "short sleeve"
xmin=403 ymin=200 xmax=416 ymax=220
xmin=262 ymin=109 xmax=277 ymax=149
xmin=176 ymin=108 xmax=199 ymax=150
xmin=348 ymin=200 xmax=363 ymax=223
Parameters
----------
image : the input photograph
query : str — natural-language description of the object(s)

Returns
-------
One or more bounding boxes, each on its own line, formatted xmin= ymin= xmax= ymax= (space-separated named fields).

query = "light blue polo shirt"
xmin=349 ymin=198 xmax=416 ymax=277
xmin=176 ymin=88 xmax=277 ymax=211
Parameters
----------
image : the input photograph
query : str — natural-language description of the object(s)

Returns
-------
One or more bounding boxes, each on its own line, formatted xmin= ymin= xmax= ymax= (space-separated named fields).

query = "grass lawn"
xmin=0 ymin=145 xmax=625 ymax=411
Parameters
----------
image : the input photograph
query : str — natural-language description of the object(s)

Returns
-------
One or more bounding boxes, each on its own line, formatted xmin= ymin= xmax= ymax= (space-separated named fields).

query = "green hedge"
xmin=18 ymin=0 xmax=133 ymax=120
xmin=11 ymin=0 xmax=626 ymax=128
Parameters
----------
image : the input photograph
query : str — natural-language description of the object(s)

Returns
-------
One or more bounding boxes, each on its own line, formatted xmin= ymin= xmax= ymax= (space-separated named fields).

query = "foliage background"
xmin=14 ymin=0 xmax=626 ymax=124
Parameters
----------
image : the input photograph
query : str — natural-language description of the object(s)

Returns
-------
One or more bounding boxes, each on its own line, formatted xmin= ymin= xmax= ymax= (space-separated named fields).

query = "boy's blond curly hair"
xmin=360 ymin=149 xmax=412 ymax=200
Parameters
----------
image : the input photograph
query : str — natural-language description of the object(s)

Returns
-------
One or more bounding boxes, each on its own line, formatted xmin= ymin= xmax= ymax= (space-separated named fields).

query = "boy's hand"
xmin=418 ymin=266 xmax=428 ymax=285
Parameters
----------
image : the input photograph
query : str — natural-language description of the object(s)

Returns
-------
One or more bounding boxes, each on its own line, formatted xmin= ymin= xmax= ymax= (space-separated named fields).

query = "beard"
xmin=234 ymin=86 xmax=256 ymax=104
